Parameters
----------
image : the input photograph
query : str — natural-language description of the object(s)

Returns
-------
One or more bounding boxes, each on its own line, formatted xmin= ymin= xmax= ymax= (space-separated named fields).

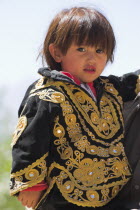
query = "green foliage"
xmin=0 ymin=193 xmax=24 ymax=210
xmin=0 ymin=138 xmax=24 ymax=210
xmin=0 ymin=89 xmax=24 ymax=209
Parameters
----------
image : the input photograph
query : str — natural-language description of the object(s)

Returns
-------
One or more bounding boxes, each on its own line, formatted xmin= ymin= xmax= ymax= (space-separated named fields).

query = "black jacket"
xmin=117 ymin=93 xmax=140 ymax=209
xmin=10 ymin=68 xmax=140 ymax=209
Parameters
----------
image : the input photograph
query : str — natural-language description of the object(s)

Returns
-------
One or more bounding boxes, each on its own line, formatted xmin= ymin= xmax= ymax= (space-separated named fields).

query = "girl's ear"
xmin=49 ymin=43 xmax=63 ymax=63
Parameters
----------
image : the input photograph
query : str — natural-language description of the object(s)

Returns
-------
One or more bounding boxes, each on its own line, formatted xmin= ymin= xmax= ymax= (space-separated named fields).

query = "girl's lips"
xmin=84 ymin=66 xmax=96 ymax=73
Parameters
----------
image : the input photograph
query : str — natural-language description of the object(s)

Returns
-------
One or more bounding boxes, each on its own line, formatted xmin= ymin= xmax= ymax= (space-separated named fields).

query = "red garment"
xmin=23 ymin=71 xmax=96 ymax=192
xmin=61 ymin=71 xmax=96 ymax=97
xmin=22 ymin=181 xmax=48 ymax=191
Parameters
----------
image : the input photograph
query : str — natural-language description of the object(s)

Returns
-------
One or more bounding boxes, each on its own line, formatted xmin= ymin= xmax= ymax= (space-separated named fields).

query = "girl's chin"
xmin=80 ymin=78 xmax=96 ymax=83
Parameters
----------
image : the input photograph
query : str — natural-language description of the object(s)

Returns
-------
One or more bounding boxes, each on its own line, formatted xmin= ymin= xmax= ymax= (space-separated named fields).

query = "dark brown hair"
xmin=42 ymin=7 xmax=116 ymax=70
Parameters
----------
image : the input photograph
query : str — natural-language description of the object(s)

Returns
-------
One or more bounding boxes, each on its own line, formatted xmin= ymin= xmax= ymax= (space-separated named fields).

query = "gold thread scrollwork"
xmin=135 ymin=75 xmax=140 ymax=94
xmin=30 ymin=77 xmax=47 ymax=94
xmin=25 ymin=169 xmax=39 ymax=180
xmin=63 ymin=180 xmax=74 ymax=193
xmin=112 ymin=185 xmax=119 ymax=197
xmin=43 ymin=80 xmax=131 ymax=207
xmin=30 ymin=89 xmax=65 ymax=103
xmin=11 ymin=115 xmax=27 ymax=147
xmin=86 ymin=190 xmax=99 ymax=201
xmin=10 ymin=153 xmax=48 ymax=195
xmin=104 ymin=84 xmax=119 ymax=96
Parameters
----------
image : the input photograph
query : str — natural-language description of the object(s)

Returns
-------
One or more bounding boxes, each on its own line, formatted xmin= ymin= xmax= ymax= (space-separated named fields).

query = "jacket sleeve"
xmin=117 ymin=95 xmax=140 ymax=208
xmin=107 ymin=69 xmax=140 ymax=102
xmin=10 ymin=85 xmax=56 ymax=196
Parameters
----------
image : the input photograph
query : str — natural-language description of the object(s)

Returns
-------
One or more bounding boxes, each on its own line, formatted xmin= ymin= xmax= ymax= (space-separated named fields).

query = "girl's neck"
xmin=61 ymin=71 xmax=81 ymax=85
xmin=61 ymin=71 xmax=97 ymax=97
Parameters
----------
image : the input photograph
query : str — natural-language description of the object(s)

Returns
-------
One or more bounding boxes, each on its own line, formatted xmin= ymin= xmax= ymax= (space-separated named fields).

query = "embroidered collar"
xmin=61 ymin=71 xmax=96 ymax=97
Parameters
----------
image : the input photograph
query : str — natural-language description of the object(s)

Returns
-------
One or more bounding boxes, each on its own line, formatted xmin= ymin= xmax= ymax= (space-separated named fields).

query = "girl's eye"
xmin=96 ymin=49 xmax=104 ymax=54
xmin=77 ymin=47 xmax=86 ymax=52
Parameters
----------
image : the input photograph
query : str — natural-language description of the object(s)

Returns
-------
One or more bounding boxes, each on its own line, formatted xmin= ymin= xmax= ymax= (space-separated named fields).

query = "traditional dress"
xmin=10 ymin=68 xmax=139 ymax=210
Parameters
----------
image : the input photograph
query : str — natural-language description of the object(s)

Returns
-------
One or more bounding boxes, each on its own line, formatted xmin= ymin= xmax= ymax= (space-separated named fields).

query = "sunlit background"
xmin=1 ymin=0 xmax=140 ymax=115
xmin=0 ymin=0 xmax=140 ymax=209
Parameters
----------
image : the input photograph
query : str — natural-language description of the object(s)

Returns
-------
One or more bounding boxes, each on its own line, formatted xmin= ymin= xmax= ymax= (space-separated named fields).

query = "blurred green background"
xmin=0 ymin=90 xmax=24 ymax=210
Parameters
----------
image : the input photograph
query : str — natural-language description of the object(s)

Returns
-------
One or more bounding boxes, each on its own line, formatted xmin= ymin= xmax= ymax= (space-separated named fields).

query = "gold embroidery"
xmin=57 ymin=82 xmax=121 ymax=140
xmin=12 ymin=79 xmax=131 ymax=207
xmin=75 ymin=92 xmax=86 ymax=104
xmin=60 ymin=101 xmax=83 ymax=143
xmin=52 ymin=81 xmax=125 ymax=151
xmin=104 ymin=83 xmax=123 ymax=107
xmin=54 ymin=117 xmax=73 ymax=160
xmin=73 ymin=158 xmax=105 ymax=186
xmin=48 ymin=80 xmax=131 ymax=207
xmin=109 ymin=144 xmax=122 ymax=156
xmin=53 ymin=123 xmax=65 ymax=138
xmin=90 ymin=95 xmax=120 ymax=138
xmin=74 ymin=136 xmax=90 ymax=152
xmin=135 ymin=75 xmax=140 ymax=94
xmin=56 ymin=85 xmax=123 ymax=147
xmin=10 ymin=153 xmax=48 ymax=195
xmin=11 ymin=116 xmax=27 ymax=147
xmin=25 ymin=169 xmax=39 ymax=180
xmin=86 ymin=190 xmax=99 ymax=202
xmin=101 ymin=188 xmax=109 ymax=201
xmin=77 ymin=113 xmax=124 ymax=146
xmin=112 ymin=185 xmax=119 ymax=197
xmin=35 ymin=77 xmax=45 ymax=88
xmin=30 ymin=77 xmax=47 ymax=93
xmin=65 ymin=114 xmax=76 ymax=125
xmin=63 ymin=180 xmax=75 ymax=193
xmin=86 ymin=143 xmax=123 ymax=157
xmin=30 ymin=88 xmax=65 ymax=103
xmin=47 ymin=162 xmax=130 ymax=207
xmin=52 ymin=118 xmax=131 ymax=207
xmin=104 ymin=84 xmax=119 ymax=96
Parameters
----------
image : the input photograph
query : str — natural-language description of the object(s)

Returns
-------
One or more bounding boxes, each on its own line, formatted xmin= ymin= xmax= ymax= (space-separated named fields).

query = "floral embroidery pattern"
xmin=49 ymin=81 xmax=131 ymax=207
xmin=10 ymin=79 xmax=131 ymax=207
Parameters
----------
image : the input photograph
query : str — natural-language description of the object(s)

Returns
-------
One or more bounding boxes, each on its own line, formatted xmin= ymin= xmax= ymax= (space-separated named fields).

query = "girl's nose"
xmin=87 ymin=52 xmax=96 ymax=61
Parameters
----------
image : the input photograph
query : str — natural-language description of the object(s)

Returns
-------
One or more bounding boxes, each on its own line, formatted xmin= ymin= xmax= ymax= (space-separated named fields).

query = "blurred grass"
xmin=0 ymin=139 xmax=24 ymax=210
xmin=0 ymin=90 xmax=24 ymax=210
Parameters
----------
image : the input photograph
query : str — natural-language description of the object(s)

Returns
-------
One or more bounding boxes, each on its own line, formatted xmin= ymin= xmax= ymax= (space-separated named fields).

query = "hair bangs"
xmin=73 ymin=25 xmax=108 ymax=52
xmin=42 ymin=7 xmax=116 ymax=70
xmin=57 ymin=9 xmax=111 ymax=56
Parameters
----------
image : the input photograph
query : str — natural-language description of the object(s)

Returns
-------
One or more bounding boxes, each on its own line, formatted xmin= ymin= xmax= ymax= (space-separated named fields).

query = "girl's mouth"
xmin=84 ymin=66 xmax=96 ymax=73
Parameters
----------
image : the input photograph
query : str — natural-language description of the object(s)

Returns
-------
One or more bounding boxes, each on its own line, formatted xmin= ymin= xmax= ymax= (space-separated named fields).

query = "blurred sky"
xmin=0 ymin=0 xmax=140 ymax=118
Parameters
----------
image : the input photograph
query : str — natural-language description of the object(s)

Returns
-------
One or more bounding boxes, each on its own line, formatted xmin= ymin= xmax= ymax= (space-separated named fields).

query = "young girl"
xmin=10 ymin=6 xmax=140 ymax=210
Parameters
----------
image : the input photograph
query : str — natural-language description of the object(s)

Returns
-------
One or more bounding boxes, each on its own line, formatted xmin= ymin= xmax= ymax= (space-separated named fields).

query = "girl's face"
xmin=50 ymin=44 xmax=107 ymax=83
